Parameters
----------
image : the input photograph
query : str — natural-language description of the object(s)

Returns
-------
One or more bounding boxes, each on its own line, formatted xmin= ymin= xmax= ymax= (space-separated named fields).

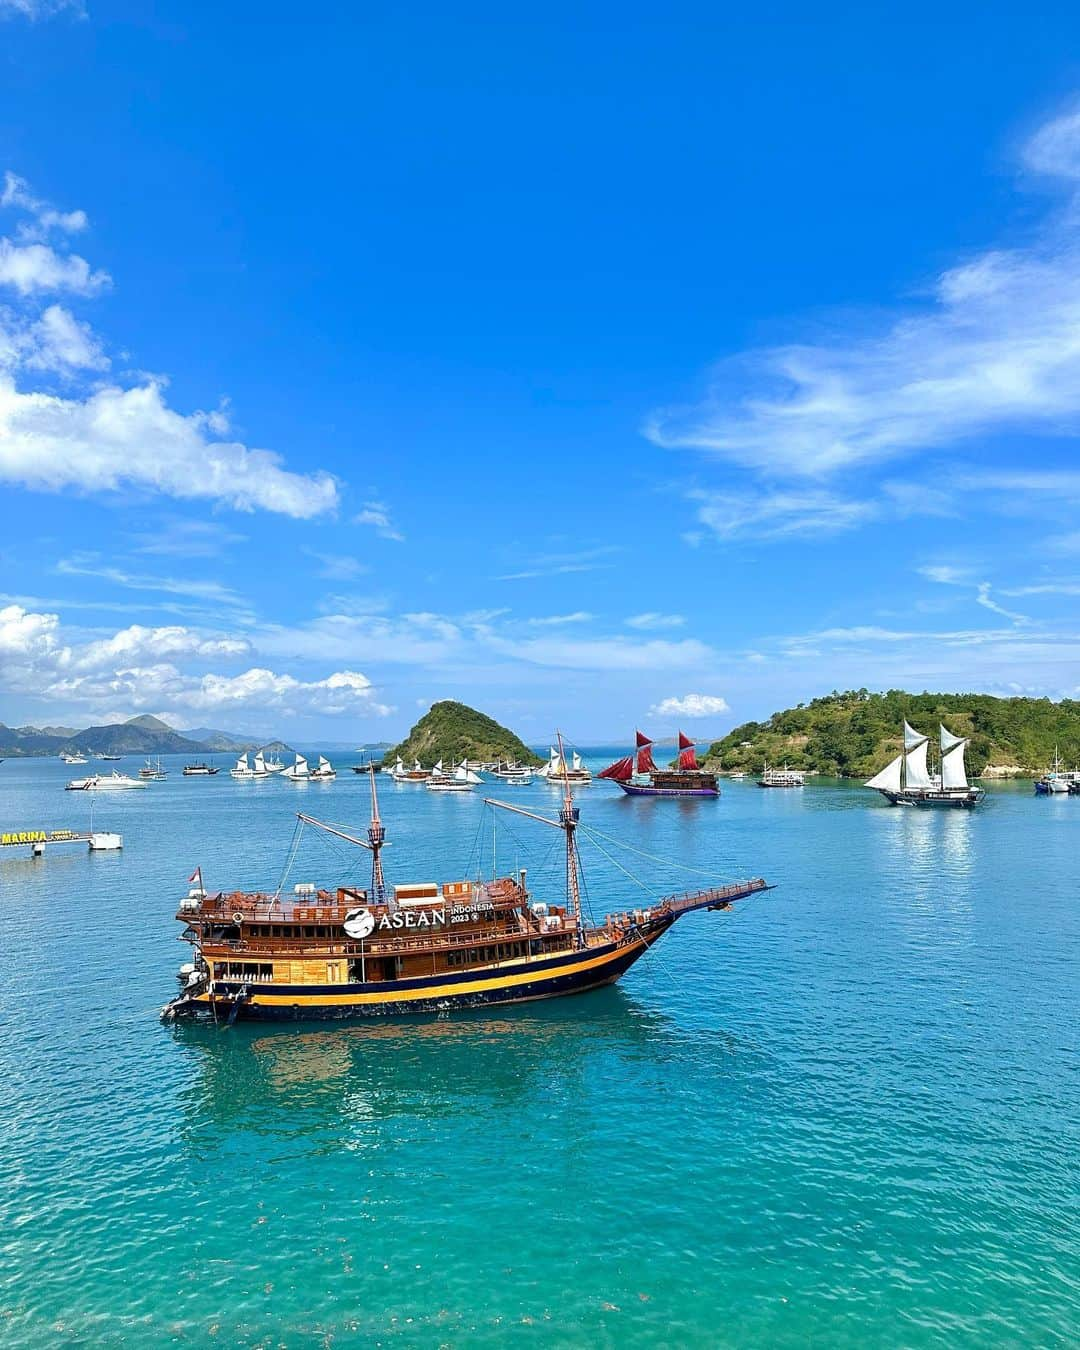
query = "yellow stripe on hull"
xmin=194 ymin=937 xmax=649 ymax=1010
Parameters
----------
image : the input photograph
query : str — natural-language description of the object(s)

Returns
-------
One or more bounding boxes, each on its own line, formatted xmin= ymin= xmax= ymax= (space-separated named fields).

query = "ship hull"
xmin=617 ymin=782 xmax=718 ymax=798
xmin=879 ymin=789 xmax=984 ymax=809
xmin=172 ymin=927 xmax=672 ymax=1022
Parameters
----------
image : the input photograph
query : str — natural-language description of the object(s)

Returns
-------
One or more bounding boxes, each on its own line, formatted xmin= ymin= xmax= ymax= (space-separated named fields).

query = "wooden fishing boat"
xmin=161 ymin=741 xmax=768 ymax=1023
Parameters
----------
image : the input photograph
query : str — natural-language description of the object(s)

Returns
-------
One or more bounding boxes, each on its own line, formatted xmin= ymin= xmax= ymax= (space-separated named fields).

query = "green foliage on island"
xmin=707 ymin=690 xmax=1080 ymax=778
xmin=383 ymin=701 xmax=543 ymax=768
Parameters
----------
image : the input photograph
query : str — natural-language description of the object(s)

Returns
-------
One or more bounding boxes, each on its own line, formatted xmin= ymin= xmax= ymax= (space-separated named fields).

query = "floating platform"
xmin=1 ymin=828 xmax=123 ymax=856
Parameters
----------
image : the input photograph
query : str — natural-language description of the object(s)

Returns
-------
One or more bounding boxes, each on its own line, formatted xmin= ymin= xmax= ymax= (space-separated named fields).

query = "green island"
xmin=706 ymin=690 xmax=1080 ymax=778
xmin=383 ymin=701 xmax=543 ymax=768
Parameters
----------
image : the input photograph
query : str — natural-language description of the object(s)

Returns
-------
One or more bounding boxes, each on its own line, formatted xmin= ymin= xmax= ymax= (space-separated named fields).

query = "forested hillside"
xmin=707 ymin=691 xmax=1080 ymax=777
xmin=384 ymin=701 xmax=542 ymax=767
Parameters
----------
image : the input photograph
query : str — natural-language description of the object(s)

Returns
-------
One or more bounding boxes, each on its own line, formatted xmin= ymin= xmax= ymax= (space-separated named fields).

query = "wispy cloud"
xmin=497 ymin=545 xmax=620 ymax=582
xmin=646 ymin=103 xmax=1080 ymax=478
xmin=304 ymin=549 xmax=369 ymax=581
xmin=526 ymin=612 xmax=593 ymax=626
xmin=691 ymin=487 xmax=877 ymax=539
xmin=626 ymin=612 xmax=685 ymax=630
xmin=55 ymin=555 xmax=249 ymax=611
xmin=354 ymin=500 xmax=404 ymax=541
xmin=131 ymin=518 xmax=247 ymax=559
xmin=0 ymin=0 xmax=85 ymax=21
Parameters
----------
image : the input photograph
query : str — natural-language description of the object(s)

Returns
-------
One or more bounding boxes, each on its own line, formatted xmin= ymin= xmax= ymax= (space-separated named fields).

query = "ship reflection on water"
xmin=167 ymin=987 xmax=738 ymax=1151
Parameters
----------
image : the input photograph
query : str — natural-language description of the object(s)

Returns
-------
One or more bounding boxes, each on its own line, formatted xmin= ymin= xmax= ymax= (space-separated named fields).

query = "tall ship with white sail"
xmin=865 ymin=721 xmax=984 ymax=808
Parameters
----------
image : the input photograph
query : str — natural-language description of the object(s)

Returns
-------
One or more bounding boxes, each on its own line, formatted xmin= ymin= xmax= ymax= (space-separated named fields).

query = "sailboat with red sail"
xmin=599 ymin=730 xmax=720 ymax=798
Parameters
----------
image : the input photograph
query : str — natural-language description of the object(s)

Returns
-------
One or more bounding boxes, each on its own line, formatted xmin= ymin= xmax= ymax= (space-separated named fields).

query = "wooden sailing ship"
xmin=865 ymin=721 xmax=984 ymax=809
xmin=162 ymin=740 xmax=766 ymax=1023
xmin=599 ymin=731 xmax=719 ymax=797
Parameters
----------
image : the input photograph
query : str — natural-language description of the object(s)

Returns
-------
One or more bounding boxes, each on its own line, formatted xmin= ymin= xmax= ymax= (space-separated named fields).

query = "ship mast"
xmin=367 ymin=764 xmax=388 ymax=905
xmin=483 ymin=729 xmax=585 ymax=948
xmin=295 ymin=764 xmax=391 ymax=907
xmin=556 ymin=729 xmax=584 ymax=947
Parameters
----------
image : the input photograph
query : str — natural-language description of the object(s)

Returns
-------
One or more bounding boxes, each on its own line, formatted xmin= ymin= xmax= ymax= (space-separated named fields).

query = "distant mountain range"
xmin=0 ymin=714 xmax=282 ymax=758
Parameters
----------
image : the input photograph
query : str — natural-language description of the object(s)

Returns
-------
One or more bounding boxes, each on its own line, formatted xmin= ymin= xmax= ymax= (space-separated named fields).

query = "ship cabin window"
xmin=213 ymin=961 xmax=272 ymax=982
xmin=446 ymin=941 xmax=529 ymax=968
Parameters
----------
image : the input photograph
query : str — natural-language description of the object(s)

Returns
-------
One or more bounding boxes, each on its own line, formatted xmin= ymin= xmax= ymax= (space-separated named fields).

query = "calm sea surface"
xmin=0 ymin=753 xmax=1077 ymax=1347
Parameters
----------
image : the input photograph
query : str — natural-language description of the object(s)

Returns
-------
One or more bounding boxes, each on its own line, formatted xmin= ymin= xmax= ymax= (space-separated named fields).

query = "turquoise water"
xmin=0 ymin=755 xmax=1077 ymax=1346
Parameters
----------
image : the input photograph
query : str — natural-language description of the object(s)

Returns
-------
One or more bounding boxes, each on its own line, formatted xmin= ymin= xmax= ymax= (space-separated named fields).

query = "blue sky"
xmin=2 ymin=1 xmax=1080 ymax=743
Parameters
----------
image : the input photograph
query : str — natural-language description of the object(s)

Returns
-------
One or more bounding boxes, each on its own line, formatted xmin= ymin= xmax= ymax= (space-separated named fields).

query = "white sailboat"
xmin=423 ymin=759 xmax=474 ymax=792
xmin=262 ymin=751 xmax=286 ymax=773
xmin=865 ymin=721 xmax=984 ymax=808
xmin=310 ymin=755 xmax=336 ymax=780
xmin=230 ymin=753 xmax=256 ymax=779
xmin=539 ymin=746 xmax=591 ymax=785
xmin=282 ymin=753 xmax=310 ymax=781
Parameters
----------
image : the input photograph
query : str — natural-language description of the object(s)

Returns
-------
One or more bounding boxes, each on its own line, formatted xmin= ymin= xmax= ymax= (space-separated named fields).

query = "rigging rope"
xmin=272 ymin=816 xmax=306 ymax=901
xmin=579 ymin=821 xmax=731 ymax=881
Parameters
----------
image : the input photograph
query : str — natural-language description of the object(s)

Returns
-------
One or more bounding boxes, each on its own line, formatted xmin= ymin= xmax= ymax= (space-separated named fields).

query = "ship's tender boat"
xmin=162 ymin=752 xmax=769 ymax=1024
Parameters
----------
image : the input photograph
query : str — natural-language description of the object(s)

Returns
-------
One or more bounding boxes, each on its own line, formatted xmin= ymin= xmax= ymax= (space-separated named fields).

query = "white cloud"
xmin=650 ymin=693 xmax=731 ymax=718
xmin=74 ymin=624 xmax=251 ymax=671
xmin=626 ymin=612 xmax=685 ymax=630
xmin=1 ymin=172 xmax=87 ymax=235
xmin=0 ymin=175 xmax=339 ymax=518
xmin=0 ymin=378 xmax=339 ymax=517
xmin=0 ymin=603 xmax=389 ymax=719
xmin=646 ymin=104 xmax=1080 ymax=477
xmin=354 ymin=500 xmax=404 ymax=541
xmin=0 ymin=240 xmax=108 ymax=295
xmin=25 ymin=304 xmax=108 ymax=371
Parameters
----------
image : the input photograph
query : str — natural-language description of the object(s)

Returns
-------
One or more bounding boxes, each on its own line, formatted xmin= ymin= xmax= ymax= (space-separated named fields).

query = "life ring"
xmin=231 ymin=911 xmax=244 ymax=925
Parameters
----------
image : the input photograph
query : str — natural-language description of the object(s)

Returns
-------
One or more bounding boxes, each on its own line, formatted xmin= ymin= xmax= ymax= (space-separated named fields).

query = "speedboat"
xmin=60 ymin=752 xmax=88 ymax=765
xmin=68 ymin=771 xmax=148 ymax=791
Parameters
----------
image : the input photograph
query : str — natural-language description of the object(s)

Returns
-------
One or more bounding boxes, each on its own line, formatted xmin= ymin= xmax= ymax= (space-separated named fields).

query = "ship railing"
xmin=211 ymin=916 xmax=576 ymax=960
xmin=653 ymin=878 xmax=768 ymax=916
